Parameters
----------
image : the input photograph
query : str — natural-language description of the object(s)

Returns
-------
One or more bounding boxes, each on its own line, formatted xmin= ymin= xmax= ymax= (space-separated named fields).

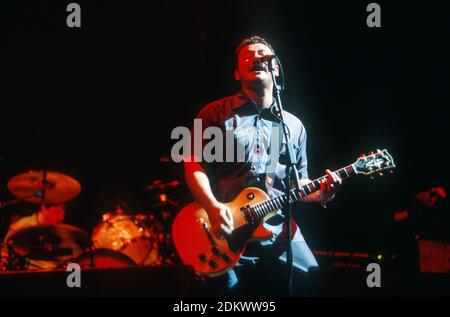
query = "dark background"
xmin=1 ymin=1 xmax=449 ymax=268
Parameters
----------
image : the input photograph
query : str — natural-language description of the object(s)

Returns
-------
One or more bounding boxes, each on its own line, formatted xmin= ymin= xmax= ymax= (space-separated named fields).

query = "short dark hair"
xmin=234 ymin=36 xmax=276 ymax=67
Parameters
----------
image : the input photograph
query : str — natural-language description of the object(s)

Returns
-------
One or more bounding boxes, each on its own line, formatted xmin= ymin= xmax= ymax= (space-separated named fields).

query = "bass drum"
xmin=91 ymin=214 xmax=160 ymax=266
xmin=71 ymin=248 xmax=137 ymax=269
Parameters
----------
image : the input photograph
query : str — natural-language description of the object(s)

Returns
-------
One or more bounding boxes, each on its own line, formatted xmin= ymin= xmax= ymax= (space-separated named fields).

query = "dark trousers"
xmin=190 ymin=256 xmax=320 ymax=297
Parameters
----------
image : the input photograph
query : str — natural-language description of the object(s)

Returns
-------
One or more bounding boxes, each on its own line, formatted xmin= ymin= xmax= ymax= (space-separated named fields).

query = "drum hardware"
xmin=7 ymin=224 xmax=90 ymax=262
xmin=61 ymin=248 xmax=137 ymax=270
xmin=1 ymin=170 xmax=84 ymax=271
xmin=1 ymin=241 xmax=27 ymax=271
xmin=144 ymin=179 xmax=183 ymax=264
xmin=1 ymin=169 xmax=182 ymax=271
xmin=89 ymin=178 xmax=183 ymax=266
xmin=91 ymin=213 xmax=160 ymax=266
xmin=144 ymin=179 xmax=181 ymax=191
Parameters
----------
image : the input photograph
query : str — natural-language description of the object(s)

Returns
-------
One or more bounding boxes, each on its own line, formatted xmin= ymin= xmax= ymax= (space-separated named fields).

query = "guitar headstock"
xmin=353 ymin=149 xmax=396 ymax=177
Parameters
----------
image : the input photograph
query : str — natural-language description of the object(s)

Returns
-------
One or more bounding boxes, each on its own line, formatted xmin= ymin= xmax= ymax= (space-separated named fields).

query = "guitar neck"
xmin=246 ymin=164 xmax=357 ymax=222
xmin=299 ymin=165 xmax=356 ymax=198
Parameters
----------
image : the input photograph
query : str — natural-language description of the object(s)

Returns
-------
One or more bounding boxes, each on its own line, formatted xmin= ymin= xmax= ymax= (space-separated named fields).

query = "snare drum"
xmin=91 ymin=214 xmax=159 ymax=265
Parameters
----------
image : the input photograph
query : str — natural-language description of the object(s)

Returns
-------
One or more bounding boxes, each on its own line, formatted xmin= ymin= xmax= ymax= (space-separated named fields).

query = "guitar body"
xmin=172 ymin=187 xmax=278 ymax=277
xmin=172 ymin=149 xmax=395 ymax=277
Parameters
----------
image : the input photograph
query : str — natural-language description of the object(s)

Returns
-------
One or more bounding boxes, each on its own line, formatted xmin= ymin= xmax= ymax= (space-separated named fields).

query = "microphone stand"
xmin=268 ymin=57 xmax=300 ymax=296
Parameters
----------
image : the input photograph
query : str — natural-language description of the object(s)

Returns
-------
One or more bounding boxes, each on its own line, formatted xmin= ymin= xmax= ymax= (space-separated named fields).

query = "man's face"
xmin=42 ymin=203 xmax=66 ymax=225
xmin=235 ymin=43 xmax=278 ymax=86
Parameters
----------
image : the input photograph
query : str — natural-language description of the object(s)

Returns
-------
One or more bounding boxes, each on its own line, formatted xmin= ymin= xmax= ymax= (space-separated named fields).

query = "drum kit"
xmin=0 ymin=170 xmax=181 ymax=272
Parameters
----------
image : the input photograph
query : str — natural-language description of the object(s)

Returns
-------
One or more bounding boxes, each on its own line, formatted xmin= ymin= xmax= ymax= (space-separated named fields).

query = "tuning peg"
xmin=379 ymin=173 xmax=383 ymax=177
xmin=390 ymin=170 xmax=394 ymax=174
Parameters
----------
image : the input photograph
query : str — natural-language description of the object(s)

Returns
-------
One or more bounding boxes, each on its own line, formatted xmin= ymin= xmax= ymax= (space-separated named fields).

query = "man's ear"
xmin=234 ymin=69 xmax=240 ymax=81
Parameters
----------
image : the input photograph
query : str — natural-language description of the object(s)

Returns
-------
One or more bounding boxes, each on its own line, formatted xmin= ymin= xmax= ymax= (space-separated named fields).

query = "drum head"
xmin=72 ymin=248 xmax=137 ymax=269
xmin=91 ymin=214 xmax=159 ymax=265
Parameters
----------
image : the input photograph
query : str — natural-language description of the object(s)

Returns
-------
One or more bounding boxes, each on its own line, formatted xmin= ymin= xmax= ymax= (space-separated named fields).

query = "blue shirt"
xmin=192 ymin=91 xmax=318 ymax=275
xmin=195 ymin=91 xmax=308 ymax=202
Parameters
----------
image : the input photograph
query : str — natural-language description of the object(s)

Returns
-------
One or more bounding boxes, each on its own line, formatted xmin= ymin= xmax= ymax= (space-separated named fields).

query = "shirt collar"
xmin=231 ymin=91 xmax=251 ymax=109
xmin=231 ymin=91 xmax=276 ymax=112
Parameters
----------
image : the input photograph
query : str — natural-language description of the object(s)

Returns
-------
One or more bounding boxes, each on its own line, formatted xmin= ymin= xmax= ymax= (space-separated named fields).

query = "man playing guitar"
xmin=182 ymin=36 xmax=341 ymax=296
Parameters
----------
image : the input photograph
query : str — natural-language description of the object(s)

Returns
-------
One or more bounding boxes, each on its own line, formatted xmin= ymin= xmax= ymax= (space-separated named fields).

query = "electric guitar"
xmin=172 ymin=149 xmax=395 ymax=277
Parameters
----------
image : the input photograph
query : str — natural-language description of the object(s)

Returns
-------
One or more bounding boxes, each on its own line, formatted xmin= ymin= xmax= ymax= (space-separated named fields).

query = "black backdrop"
xmin=1 ymin=1 xmax=449 ymax=258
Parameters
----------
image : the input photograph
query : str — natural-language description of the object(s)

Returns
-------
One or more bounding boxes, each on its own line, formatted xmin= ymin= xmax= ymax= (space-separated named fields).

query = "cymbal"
xmin=144 ymin=179 xmax=181 ymax=191
xmin=7 ymin=170 xmax=81 ymax=204
xmin=8 ymin=224 xmax=90 ymax=261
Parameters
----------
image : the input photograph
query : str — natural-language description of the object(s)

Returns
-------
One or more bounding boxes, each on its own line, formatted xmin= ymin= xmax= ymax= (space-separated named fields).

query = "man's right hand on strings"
xmin=206 ymin=201 xmax=234 ymax=239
